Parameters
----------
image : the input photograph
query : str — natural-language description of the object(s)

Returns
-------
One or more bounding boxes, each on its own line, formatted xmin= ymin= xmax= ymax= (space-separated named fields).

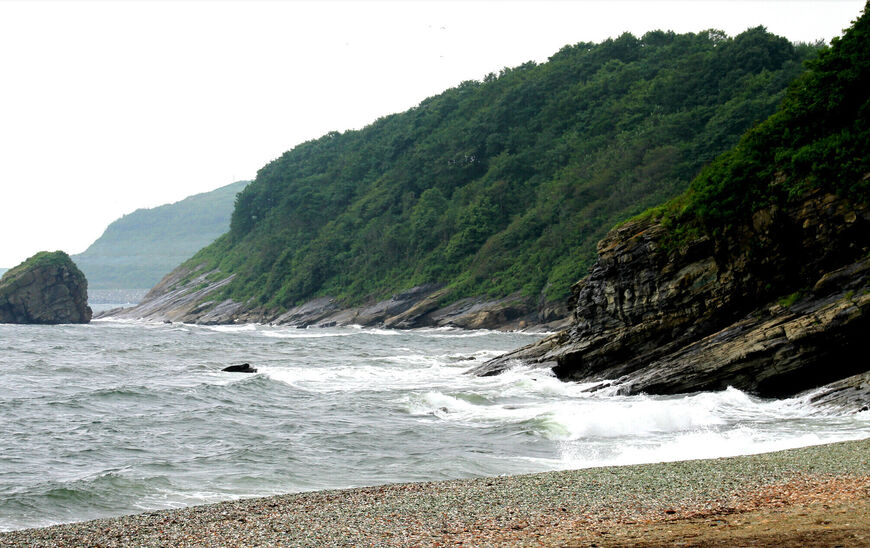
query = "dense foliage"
xmin=73 ymin=181 xmax=249 ymax=289
xmin=663 ymin=3 xmax=869 ymax=236
xmin=190 ymin=28 xmax=818 ymax=309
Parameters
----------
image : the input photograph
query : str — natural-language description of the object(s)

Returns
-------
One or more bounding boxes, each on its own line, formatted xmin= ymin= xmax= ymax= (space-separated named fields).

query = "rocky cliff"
xmin=0 ymin=251 xmax=92 ymax=324
xmin=473 ymin=1 xmax=870 ymax=410
xmin=472 ymin=190 xmax=870 ymax=409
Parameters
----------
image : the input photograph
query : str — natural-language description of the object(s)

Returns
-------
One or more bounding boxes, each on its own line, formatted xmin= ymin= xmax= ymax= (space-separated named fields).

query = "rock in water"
xmin=222 ymin=363 xmax=257 ymax=373
xmin=0 ymin=251 xmax=92 ymax=324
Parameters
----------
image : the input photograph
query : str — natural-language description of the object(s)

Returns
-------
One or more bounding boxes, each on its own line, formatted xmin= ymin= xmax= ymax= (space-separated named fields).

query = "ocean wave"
xmin=260 ymin=329 xmax=356 ymax=339
xmin=260 ymin=364 xmax=434 ymax=393
xmin=3 ymin=321 xmax=868 ymax=533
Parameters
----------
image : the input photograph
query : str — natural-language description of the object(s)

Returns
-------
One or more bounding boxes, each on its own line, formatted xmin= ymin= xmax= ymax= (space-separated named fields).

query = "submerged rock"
xmin=473 ymin=192 xmax=870 ymax=406
xmin=0 ymin=251 xmax=92 ymax=324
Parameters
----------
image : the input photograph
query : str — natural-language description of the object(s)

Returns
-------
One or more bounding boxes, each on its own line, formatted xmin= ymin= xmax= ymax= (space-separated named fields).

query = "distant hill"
xmin=0 ymin=269 xmax=6 ymax=278
xmin=73 ymin=181 xmax=249 ymax=290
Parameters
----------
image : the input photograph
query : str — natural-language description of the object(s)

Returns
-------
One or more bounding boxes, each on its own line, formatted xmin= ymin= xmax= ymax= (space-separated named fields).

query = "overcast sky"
xmin=0 ymin=0 xmax=864 ymax=267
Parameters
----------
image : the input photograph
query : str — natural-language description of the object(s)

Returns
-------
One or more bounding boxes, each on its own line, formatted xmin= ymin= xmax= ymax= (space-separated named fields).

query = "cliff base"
xmin=473 ymin=191 xmax=870 ymax=411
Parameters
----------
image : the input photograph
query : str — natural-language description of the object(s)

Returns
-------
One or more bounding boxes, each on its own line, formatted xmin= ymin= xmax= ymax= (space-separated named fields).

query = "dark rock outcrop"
xmin=0 ymin=251 xmax=92 ymax=324
xmin=802 ymin=371 xmax=870 ymax=413
xmin=473 ymin=191 xmax=870 ymax=408
xmin=222 ymin=363 xmax=257 ymax=373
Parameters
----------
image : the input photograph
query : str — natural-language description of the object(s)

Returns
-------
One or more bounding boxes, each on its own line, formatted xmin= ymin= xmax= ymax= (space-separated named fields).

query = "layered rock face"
xmin=100 ymin=267 xmax=569 ymax=331
xmin=0 ymin=251 xmax=92 ymax=324
xmin=473 ymin=191 xmax=870 ymax=405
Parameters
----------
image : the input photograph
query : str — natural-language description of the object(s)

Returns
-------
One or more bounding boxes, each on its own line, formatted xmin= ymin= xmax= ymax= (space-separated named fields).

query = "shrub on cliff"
xmin=670 ymin=2 xmax=869 ymax=236
xmin=1 ymin=251 xmax=86 ymax=286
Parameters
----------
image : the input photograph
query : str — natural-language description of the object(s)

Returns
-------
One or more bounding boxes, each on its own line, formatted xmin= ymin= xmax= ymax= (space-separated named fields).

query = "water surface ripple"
xmin=1 ymin=321 xmax=868 ymax=531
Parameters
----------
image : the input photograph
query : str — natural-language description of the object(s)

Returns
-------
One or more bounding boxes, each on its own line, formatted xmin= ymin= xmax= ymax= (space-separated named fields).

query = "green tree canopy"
xmin=188 ymin=26 xmax=819 ymax=310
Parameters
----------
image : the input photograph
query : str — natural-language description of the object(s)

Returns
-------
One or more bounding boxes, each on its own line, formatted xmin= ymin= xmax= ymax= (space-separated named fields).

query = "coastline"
xmin=95 ymin=272 xmax=572 ymax=332
xmin=2 ymin=438 xmax=868 ymax=547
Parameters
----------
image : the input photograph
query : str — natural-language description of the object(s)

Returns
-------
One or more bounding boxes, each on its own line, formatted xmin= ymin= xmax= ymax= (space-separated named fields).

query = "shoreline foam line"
xmin=2 ymin=437 xmax=868 ymax=547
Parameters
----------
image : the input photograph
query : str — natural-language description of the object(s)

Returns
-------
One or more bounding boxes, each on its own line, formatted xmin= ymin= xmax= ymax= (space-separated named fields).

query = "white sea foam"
xmin=198 ymin=324 xmax=260 ymax=333
xmin=2 ymin=322 xmax=868 ymax=532
xmin=259 ymin=329 xmax=354 ymax=339
xmin=406 ymin=391 xmax=483 ymax=418
xmin=347 ymin=326 xmax=404 ymax=336
xmin=261 ymin=361 xmax=449 ymax=393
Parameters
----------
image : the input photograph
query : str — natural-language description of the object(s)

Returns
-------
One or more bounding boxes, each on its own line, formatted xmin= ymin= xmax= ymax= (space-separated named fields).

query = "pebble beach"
xmin=2 ymin=438 xmax=868 ymax=547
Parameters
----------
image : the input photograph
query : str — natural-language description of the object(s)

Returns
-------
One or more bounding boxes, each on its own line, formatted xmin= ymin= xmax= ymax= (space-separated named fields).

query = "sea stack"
xmin=0 ymin=251 xmax=92 ymax=324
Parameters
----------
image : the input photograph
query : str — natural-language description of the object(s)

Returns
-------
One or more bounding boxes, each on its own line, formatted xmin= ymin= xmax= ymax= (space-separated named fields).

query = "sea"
xmin=1 ymin=303 xmax=869 ymax=531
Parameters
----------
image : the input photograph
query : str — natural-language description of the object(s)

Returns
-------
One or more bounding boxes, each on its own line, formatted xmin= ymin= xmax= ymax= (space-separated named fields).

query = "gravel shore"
xmin=2 ymin=438 xmax=869 ymax=547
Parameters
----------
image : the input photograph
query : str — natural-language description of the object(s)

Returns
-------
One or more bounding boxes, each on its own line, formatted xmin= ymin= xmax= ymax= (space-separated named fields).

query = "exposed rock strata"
xmin=472 ymin=191 xmax=870 ymax=409
xmin=802 ymin=371 xmax=870 ymax=413
xmin=98 ymin=269 xmax=569 ymax=331
xmin=0 ymin=251 xmax=92 ymax=324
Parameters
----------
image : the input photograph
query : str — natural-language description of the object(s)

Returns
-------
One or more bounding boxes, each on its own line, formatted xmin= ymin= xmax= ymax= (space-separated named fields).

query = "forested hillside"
xmin=658 ymin=6 xmax=869 ymax=237
xmin=186 ymin=28 xmax=818 ymax=313
xmin=477 ymin=4 xmax=869 ymax=400
xmin=74 ymin=181 xmax=248 ymax=289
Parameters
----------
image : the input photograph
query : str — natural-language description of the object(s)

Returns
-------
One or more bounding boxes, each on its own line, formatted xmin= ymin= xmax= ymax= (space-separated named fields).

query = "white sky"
xmin=0 ymin=0 xmax=864 ymax=267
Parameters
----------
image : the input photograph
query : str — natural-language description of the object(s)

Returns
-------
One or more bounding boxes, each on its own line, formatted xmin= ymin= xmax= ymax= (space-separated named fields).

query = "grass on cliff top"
xmin=0 ymin=251 xmax=86 ymax=288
